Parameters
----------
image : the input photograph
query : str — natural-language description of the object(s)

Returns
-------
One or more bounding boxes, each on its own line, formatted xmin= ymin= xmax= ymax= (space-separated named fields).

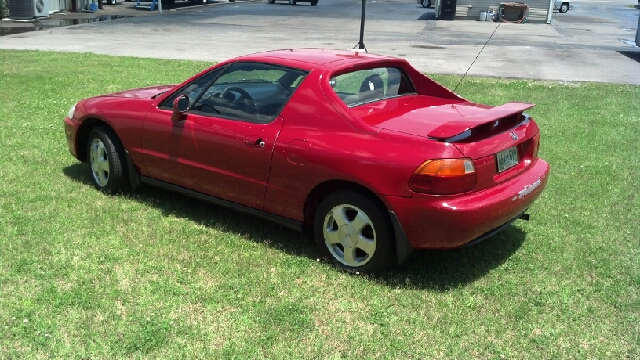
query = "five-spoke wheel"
xmin=89 ymin=137 xmax=110 ymax=188
xmin=314 ymin=191 xmax=393 ymax=274
xmin=86 ymin=127 xmax=128 ymax=194
xmin=322 ymin=204 xmax=377 ymax=267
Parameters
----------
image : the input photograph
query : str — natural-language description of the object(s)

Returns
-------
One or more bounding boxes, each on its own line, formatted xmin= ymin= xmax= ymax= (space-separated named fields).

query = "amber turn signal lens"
xmin=414 ymin=159 xmax=475 ymax=176
xmin=410 ymin=158 xmax=476 ymax=195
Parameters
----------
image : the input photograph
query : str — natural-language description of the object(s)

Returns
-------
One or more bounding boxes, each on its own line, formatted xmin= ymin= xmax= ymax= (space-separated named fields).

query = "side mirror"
xmin=171 ymin=95 xmax=190 ymax=122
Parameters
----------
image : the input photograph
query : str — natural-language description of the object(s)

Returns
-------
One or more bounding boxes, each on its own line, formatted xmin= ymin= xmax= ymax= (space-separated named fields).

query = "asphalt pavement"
xmin=1 ymin=0 xmax=639 ymax=84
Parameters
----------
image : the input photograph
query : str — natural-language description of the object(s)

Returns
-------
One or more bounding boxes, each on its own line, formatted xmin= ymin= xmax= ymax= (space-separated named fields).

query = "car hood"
xmin=104 ymin=85 xmax=177 ymax=99
xmin=352 ymin=95 xmax=533 ymax=139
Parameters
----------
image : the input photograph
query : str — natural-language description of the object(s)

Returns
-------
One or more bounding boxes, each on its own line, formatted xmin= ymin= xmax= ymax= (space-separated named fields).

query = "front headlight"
xmin=66 ymin=103 xmax=77 ymax=119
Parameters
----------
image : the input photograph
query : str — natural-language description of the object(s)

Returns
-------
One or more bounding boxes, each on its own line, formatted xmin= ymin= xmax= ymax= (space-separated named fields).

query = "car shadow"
xmin=618 ymin=50 xmax=640 ymax=63
xmin=376 ymin=227 xmax=526 ymax=290
xmin=63 ymin=163 xmax=527 ymax=290
xmin=62 ymin=163 xmax=313 ymax=257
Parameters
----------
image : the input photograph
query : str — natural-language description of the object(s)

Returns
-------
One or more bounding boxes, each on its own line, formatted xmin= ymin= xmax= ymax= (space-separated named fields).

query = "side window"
xmin=330 ymin=67 xmax=415 ymax=107
xmin=190 ymin=62 xmax=308 ymax=123
xmin=160 ymin=67 xmax=226 ymax=109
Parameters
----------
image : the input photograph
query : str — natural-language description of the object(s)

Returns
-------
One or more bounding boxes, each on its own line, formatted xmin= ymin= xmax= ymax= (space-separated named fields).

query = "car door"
xmin=177 ymin=112 xmax=283 ymax=210
xmin=143 ymin=62 xmax=307 ymax=210
xmin=141 ymin=66 xmax=226 ymax=190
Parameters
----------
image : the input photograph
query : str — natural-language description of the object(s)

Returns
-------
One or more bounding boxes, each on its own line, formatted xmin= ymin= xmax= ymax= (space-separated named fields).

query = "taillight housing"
xmin=533 ymin=133 xmax=540 ymax=159
xmin=409 ymin=158 xmax=477 ymax=195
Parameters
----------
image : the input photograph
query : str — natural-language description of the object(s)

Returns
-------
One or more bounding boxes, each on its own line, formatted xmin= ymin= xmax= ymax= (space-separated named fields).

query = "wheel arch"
xmin=302 ymin=180 xmax=392 ymax=234
xmin=303 ymin=179 xmax=415 ymax=265
xmin=75 ymin=118 xmax=118 ymax=162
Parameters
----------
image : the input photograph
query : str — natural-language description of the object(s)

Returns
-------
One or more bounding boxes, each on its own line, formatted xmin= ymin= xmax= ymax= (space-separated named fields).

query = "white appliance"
xmin=8 ymin=0 xmax=50 ymax=20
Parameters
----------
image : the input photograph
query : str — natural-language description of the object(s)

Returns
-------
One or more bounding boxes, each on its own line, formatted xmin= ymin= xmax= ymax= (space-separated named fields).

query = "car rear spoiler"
xmin=428 ymin=102 xmax=535 ymax=140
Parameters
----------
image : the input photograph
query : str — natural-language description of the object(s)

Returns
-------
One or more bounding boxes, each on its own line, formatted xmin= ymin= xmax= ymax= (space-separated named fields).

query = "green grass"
xmin=1 ymin=50 xmax=638 ymax=359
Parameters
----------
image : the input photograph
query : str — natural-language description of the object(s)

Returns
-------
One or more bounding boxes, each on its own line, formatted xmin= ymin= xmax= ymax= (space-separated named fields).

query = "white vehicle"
xmin=554 ymin=0 xmax=573 ymax=13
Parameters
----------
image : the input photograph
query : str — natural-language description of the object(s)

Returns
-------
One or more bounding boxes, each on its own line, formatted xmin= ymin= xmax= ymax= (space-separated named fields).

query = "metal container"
xmin=486 ymin=11 xmax=495 ymax=21
xmin=479 ymin=11 xmax=487 ymax=21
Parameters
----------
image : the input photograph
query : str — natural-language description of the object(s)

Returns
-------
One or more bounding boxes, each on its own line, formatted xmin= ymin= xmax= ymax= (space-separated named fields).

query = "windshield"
xmin=330 ymin=67 xmax=416 ymax=107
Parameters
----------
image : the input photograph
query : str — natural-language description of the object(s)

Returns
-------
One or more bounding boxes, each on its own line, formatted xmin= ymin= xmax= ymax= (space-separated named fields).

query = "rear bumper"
xmin=384 ymin=159 xmax=549 ymax=249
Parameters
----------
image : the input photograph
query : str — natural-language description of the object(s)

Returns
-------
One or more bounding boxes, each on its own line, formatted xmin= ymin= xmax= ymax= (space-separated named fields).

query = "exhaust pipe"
xmin=520 ymin=213 xmax=530 ymax=221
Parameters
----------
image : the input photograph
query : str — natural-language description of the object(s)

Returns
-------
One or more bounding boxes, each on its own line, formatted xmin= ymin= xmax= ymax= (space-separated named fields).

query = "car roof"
xmin=234 ymin=48 xmax=398 ymax=72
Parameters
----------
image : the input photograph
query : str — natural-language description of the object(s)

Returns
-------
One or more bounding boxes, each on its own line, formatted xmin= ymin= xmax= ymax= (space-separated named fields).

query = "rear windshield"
xmin=330 ymin=67 xmax=416 ymax=107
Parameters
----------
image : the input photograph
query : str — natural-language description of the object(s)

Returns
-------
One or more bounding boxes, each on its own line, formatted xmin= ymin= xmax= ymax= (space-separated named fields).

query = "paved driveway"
xmin=1 ymin=0 xmax=638 ymax=84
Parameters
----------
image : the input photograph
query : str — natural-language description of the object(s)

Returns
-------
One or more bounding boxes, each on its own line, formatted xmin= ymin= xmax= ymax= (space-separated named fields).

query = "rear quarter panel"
xmin=263 ymin=70 xmax=461 ymax=221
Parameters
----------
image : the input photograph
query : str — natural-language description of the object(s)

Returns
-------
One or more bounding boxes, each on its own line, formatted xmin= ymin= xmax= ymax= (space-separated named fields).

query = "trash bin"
xmin=636 ymin=15 xmax=640 ymax=47
xmin=438 ymin=0 xmax=456 ymax=20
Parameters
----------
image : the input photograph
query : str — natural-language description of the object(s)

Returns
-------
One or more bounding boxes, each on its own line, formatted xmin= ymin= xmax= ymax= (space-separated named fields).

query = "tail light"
xmin=409 ymin=158 xmax=477 ymax=195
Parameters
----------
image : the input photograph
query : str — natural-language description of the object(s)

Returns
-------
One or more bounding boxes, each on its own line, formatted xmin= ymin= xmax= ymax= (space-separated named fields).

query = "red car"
xmin=64 ymin=49 xmax=549 ymax=274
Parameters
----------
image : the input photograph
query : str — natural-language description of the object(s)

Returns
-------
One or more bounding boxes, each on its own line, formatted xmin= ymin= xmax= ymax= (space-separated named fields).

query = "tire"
xmin=420 ymin=0 xmax=430 ymax=8
xmin=86 ymin=127 xmax=128 ymax=194
xmin=310 ymin=0 xmax=318 ymax=5
xmin=267 ymin=0 xmax=275 ymax=3
xmin=559 ymin=3 xmax=568 ymax=12
xmin=106 ymin=0 xmax=116 ymax=4
xmin=289 ymin=0 xmax=296 ymax=5
xmin=314 ymin=191 xmax=394 ymax=274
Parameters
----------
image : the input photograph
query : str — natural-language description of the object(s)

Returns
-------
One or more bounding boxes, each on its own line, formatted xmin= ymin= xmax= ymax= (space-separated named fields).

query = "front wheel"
xmin=310 ymin=0 xmax=318 ymax=5
xmin=314 ymin=191 xmax=394 ymax=274
xmin=420 ymin=0 xmax=430 ymax=8
xmin=86 ymin=126 xmax=128 ymax=194
xmin=289 ymin=0 xmax=296 ymax=4
xmin=267 ymin=0 xmax=275 ymax=3
xmin=559 ymin=3 xmax=568 ymax=12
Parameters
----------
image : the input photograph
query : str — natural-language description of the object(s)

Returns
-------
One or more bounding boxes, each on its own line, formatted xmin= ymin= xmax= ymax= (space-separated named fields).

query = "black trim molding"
xmin=139 ymin=176 xmax=303 ymax=232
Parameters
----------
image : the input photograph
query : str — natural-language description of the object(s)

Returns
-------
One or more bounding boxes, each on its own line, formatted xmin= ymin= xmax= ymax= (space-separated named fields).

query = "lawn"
xmin=0 ymin=50 xmax=638 ymax=359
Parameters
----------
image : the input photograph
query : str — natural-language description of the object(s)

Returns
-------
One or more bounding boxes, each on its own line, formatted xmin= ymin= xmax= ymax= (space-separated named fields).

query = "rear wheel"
xmin=289 ymin=0 xmax=296 ymax=4
xmin=314 ymin=191 xmax=394 ymax=274
xmin=86 ymin=126 xmax=128 ymax=194
xmin=267 ymin=0 xmax=275 ymax=3
xmin=310 ymin=0 xmax=318 ymax=5
xmin=420 ymin=0 xmax=430 ymax=8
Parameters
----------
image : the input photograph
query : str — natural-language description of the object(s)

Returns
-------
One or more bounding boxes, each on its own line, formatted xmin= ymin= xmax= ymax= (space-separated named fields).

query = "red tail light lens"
xmin=409 ymin=158 xmax=477 ymax=195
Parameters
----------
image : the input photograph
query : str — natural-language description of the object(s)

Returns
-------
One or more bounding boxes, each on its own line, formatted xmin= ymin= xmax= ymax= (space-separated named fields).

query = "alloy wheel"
xmin=89 ymin=138 xmax=110 ymax=187
xmin=322 ymin=204 xmax=377 ymax=267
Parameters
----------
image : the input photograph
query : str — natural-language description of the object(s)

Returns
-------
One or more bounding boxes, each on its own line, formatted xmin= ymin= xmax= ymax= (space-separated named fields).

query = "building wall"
xmin=455 ymin=0 xmax=552 ymax=22
xmin=49 ymin=0 xmax=94 ymax=12
xmin=48 ymin=0 xmax=65 ymax=11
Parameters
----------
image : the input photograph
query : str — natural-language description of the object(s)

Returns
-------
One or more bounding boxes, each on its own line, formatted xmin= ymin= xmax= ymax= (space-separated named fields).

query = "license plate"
xmin=496 ymin=146 xmax=519 ymax=173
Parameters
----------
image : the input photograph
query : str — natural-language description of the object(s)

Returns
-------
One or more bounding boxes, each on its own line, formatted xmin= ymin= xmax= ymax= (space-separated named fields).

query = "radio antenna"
xmin=453 ymin=22 xmax=500 ymax=93
xmin=354 ymin=0 xmax=367 ymax=51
